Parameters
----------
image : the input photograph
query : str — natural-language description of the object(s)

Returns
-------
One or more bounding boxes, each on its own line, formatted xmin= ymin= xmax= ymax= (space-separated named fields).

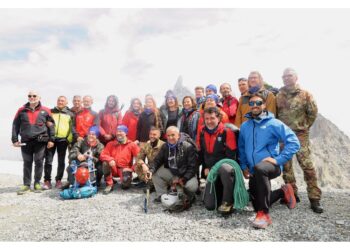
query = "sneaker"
xmin=218 ymin=202 xmax=233 ymax=215
xmin=310 ymin=200 xmax=324 ymax=213
xmin=281 ymin=184 xmax=296 ymax=209
xmin=33 ymin=183 xmax=43 ymax=193
xmin=42 ymin=180 xmax=52 ymax=190
xmin=103 ymin=185 xmax=113 ymax=195
xmin=17 ymin=185 xmax=30 ymax=195
xmin=55 ymin=180 xmax=62 ymax=189
xmin=252 ymin=211 xmax=272 ymax=229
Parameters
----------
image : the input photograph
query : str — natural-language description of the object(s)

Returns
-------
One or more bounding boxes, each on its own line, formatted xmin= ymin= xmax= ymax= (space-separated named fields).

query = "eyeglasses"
xmin=249 ymin=100 xmax=263 ymax=107
xmin=28 ymin=95 xmax=37 ymax=98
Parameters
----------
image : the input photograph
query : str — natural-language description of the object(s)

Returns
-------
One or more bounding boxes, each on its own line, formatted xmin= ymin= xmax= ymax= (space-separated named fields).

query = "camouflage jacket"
xmin=136 ymin=139 xmax=165 ymax=174
xmin=276 ymin=84 xmax=318 ymax=132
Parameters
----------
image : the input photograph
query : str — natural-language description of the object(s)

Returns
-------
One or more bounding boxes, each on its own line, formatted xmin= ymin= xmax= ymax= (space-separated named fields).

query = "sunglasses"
xmin=28 ymin=95 xmax=37 ymax=98
xmin=249 ymin=100 xmax=263 ymax=107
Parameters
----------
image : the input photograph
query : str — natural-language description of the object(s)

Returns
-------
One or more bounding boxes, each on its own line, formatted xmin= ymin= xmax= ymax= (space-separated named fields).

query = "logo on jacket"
xmin=218 ymin=136 xmax=222 ymax=142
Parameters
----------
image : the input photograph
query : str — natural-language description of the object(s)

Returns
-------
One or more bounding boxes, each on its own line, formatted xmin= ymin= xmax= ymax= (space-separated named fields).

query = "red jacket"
xmin=98 ymin=107 xmax=122 ymax=142
xmin=122 ymin=110 xmax=139 ymax=142
xmin=75 ymin=108 xmax=99 ymax=139
xmin=196 ymin=108 xmax=229 ymax=146
xmin=100 ymin=140 xmax=140 ymax=168
xmin=221 ymin=95 xmax=239 ymax=124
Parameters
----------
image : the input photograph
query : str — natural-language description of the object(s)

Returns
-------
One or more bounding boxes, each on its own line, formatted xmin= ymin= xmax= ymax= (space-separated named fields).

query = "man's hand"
xmin=262 ymin=157 xmax=277 ymax=166
xmin=142 ymin=163 xmax=149 ymax=174
xmin=77 ymin=154 xmax=86 ymax=162
xmin=13 ymin=142 xmax=21 ymax=147
xmin=134 ymin=140 xmax=140 ymax=145
xmin=47 ymin=141 xmax=54 ymax=149
xmin=243 ymin=169 xmax=250 ymax=179
xmin=145 ymin=172 xmax=152 ymax=182
xmin=204 ymin=168 xmax=210 ymax=177
xmin=77 ymin=136 xmax=84 ymax=142
xmin=109 ymin=160 xmax=116 ymax=167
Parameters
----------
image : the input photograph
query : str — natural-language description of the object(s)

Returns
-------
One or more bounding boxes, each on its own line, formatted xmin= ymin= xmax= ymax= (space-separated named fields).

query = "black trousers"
xmin=21 ymin=141 xmax=47 ymax=186
xmin=44 ymin=139 xmax=68 ymax=182
xmin=249 ymin=161 xmax=284 ymax=213
xmin=204 ymin=163 xmax=235 ymax=210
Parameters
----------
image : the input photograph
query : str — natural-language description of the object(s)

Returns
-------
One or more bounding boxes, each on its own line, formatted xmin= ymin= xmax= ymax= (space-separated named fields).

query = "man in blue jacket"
xmin=239 ymin=93 xmax=300 ymax=229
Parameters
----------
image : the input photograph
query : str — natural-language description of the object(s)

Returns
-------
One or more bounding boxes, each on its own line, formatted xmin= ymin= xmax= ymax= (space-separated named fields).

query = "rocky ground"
xmin=0 ymin=173 xmax=349 ymax=242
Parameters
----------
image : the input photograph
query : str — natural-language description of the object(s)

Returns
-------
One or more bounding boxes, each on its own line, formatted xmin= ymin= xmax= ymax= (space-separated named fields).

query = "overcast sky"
xmin=1 ymin=8 xmax=349 ymax=139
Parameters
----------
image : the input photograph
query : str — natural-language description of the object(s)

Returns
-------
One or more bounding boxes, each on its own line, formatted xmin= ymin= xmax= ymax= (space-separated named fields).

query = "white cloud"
xmin=1 ymin=8 xmax=350 ymax=141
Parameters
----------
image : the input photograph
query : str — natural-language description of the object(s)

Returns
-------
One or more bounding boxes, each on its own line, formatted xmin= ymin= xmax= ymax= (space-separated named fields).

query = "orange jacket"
xmin=74 ymin=108 xmax=99 ymax=138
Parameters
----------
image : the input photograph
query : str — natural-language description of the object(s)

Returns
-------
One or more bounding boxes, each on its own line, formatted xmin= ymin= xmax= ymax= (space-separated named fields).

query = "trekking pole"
xmin=144 ymin=173 xmax=151 ymax=213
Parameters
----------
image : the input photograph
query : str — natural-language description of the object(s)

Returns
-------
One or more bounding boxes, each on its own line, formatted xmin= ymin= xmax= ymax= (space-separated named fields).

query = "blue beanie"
xmin=206 ymin=84 xmax=217 ymax=94
xmin=206 ymin=94 xmax=219 ymax=104
xmin=88 ymin=126 xmax=100 ymax=137
xmin=117 ymin=125 xmax=128 ymax=134
xmin=165 ymin=90 xmax=177 ymax=101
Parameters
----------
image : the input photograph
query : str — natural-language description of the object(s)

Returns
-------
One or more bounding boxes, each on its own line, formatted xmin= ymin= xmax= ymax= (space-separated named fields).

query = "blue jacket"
xmin=238 ymin=111 xmax=300 ymax=173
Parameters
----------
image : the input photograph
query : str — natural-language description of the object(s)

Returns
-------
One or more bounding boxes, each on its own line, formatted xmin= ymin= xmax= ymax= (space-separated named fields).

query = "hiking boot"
xmin=153 ymin=196 xmax=162 ymax=203
xmin=280 ymin=194 xmax=300 ymax=204
xmin=218 ymin=202 xmax=233 ymax=215
xmin=310 ymin=200 xmax=324 ymax=213
xmin=42 ymin=181 xmax=52 ymax=190
xmin=55 ymin=180 xmax=62 ymax=189
xmin=17 ymin=185 xmax=30 ymax=195
xmin=61 ymin=182 xmax=71 ymax=190
xmin=33 ymin=183 xmax=43 ymax=193
xmin=103 ymin=185 xmax=113 ymax=195
xmin=252 ymin=211 xmax=272 ymax=229
xmin=281 ymin=184 xmax=296 ymax=209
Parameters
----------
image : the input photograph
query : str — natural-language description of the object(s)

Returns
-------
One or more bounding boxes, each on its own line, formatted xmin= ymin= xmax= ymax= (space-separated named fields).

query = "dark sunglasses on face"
xmin=28 ymin=95 xmax=37 ymax=98
xmin=249 ymin=100 xmax=263 ymax=107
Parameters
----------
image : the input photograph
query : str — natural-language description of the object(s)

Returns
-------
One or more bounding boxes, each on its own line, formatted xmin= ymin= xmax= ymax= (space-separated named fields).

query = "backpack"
xmin=178 ymin=132 xmax=199 ymax=162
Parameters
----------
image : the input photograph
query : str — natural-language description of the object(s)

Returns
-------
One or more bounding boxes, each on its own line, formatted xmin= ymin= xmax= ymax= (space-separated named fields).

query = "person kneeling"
xmin=198 ymin=107 xmax=240 ymax=215
xmin=147 ymin=126 xmax=198 ymax=212
xmin=239 ymin=93 xmax=300 ymax=229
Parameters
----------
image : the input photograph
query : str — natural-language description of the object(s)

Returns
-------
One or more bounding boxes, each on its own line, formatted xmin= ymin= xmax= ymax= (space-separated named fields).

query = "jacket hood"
xmin=244 ymin=110 xmax=275 ymax=123
xmin=24 ymin=101 xmax=41 ymax=110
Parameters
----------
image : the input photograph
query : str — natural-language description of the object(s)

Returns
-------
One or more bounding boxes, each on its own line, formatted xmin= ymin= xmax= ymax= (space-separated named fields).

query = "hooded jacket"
xmin=51 ymin=106 xmax=75 ymax=143
xmin=276 ymin=84 xmax=318 ymax=133
xmin=122 ymin=110 xmax=140 ymax=142
xmin=98 ymin=95 xmax=122 ymax=143
xmin=238 ymin=111 xmax=300 ymax=174
xmin=74 ymin=107 xmax=99 ymax=139
xmin=12 ymin=102 xmax=55 ymax=143
xmin=221 ymin=94 xmax=239 ymax=124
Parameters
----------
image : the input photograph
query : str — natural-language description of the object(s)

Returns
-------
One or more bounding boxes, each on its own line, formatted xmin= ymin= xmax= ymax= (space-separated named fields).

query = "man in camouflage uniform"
xmin=276 ymin=68 xmax=323 ymax=213
xmin=136 ymin=126 xmax=164 ymax=187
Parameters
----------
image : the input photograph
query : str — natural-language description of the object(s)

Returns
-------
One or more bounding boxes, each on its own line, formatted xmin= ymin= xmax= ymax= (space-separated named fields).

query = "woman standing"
xmin=122 ymin=98 xmax=143 ymax=142
xmin=159 ymin=90 xmax=182 ymax=132
xmin=178 ymin=96 xmax=200 ymax=141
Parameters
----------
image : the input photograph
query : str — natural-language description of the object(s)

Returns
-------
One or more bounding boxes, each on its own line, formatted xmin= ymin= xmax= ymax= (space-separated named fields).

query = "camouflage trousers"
xmin=282 ymin=131 xmax=322 ymax=201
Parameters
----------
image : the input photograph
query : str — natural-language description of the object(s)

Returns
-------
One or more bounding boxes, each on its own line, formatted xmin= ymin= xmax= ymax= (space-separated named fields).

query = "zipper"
xmin=252 ymin=122 xmax=256 ymax=167
xmin=57 ymin=112 xmax=61 ymax=136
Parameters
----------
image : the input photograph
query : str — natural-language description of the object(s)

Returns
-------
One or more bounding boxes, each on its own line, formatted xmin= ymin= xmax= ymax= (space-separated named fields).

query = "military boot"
xmin=310 ymin=200 xmax=324 ymax=213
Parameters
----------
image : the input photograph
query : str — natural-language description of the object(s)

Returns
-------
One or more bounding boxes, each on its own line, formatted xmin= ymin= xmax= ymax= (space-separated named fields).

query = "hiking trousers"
xmin=204 ymin=163 xmax=235 ymax=210
xmin=152 ymin=166 xmax=198 ymax=198
xmin=249 ymin=161 xmax=284 ymax=213
xmin=44 ymin=139 xmax=68 ymax=182
xmin=21 ymin=141 xmax=46 ymax=186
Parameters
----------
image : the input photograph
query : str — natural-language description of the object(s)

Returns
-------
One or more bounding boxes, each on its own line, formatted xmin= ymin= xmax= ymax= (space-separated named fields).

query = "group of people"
xmin=11 ymin=67 xmax=323 ymax=230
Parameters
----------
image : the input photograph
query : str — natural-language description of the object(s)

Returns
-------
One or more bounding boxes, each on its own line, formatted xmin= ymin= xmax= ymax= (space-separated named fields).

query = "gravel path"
xmin=0 ymin=174 xmax=349 ymax=241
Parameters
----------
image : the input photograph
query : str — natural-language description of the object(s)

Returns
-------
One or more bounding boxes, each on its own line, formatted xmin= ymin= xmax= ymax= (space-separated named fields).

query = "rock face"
xmin=308 ymin=113 xmax=350 ymax=189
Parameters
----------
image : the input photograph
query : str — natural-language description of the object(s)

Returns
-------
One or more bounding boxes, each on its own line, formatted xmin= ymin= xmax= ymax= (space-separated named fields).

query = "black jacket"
xmin=68 ymin=138 xmax=104 ymax=164
xmin=149 ymin=140 xmax=196 ymax=183
xmin=136 ymin=110 xmax=163 ymax=142
xmin=12 ymin=102 xmax=55 ymax=143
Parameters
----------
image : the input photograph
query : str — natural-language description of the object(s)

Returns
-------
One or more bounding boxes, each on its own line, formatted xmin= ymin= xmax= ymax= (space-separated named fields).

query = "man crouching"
xmin=146 ymin=126 xmax=198 ymax=211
